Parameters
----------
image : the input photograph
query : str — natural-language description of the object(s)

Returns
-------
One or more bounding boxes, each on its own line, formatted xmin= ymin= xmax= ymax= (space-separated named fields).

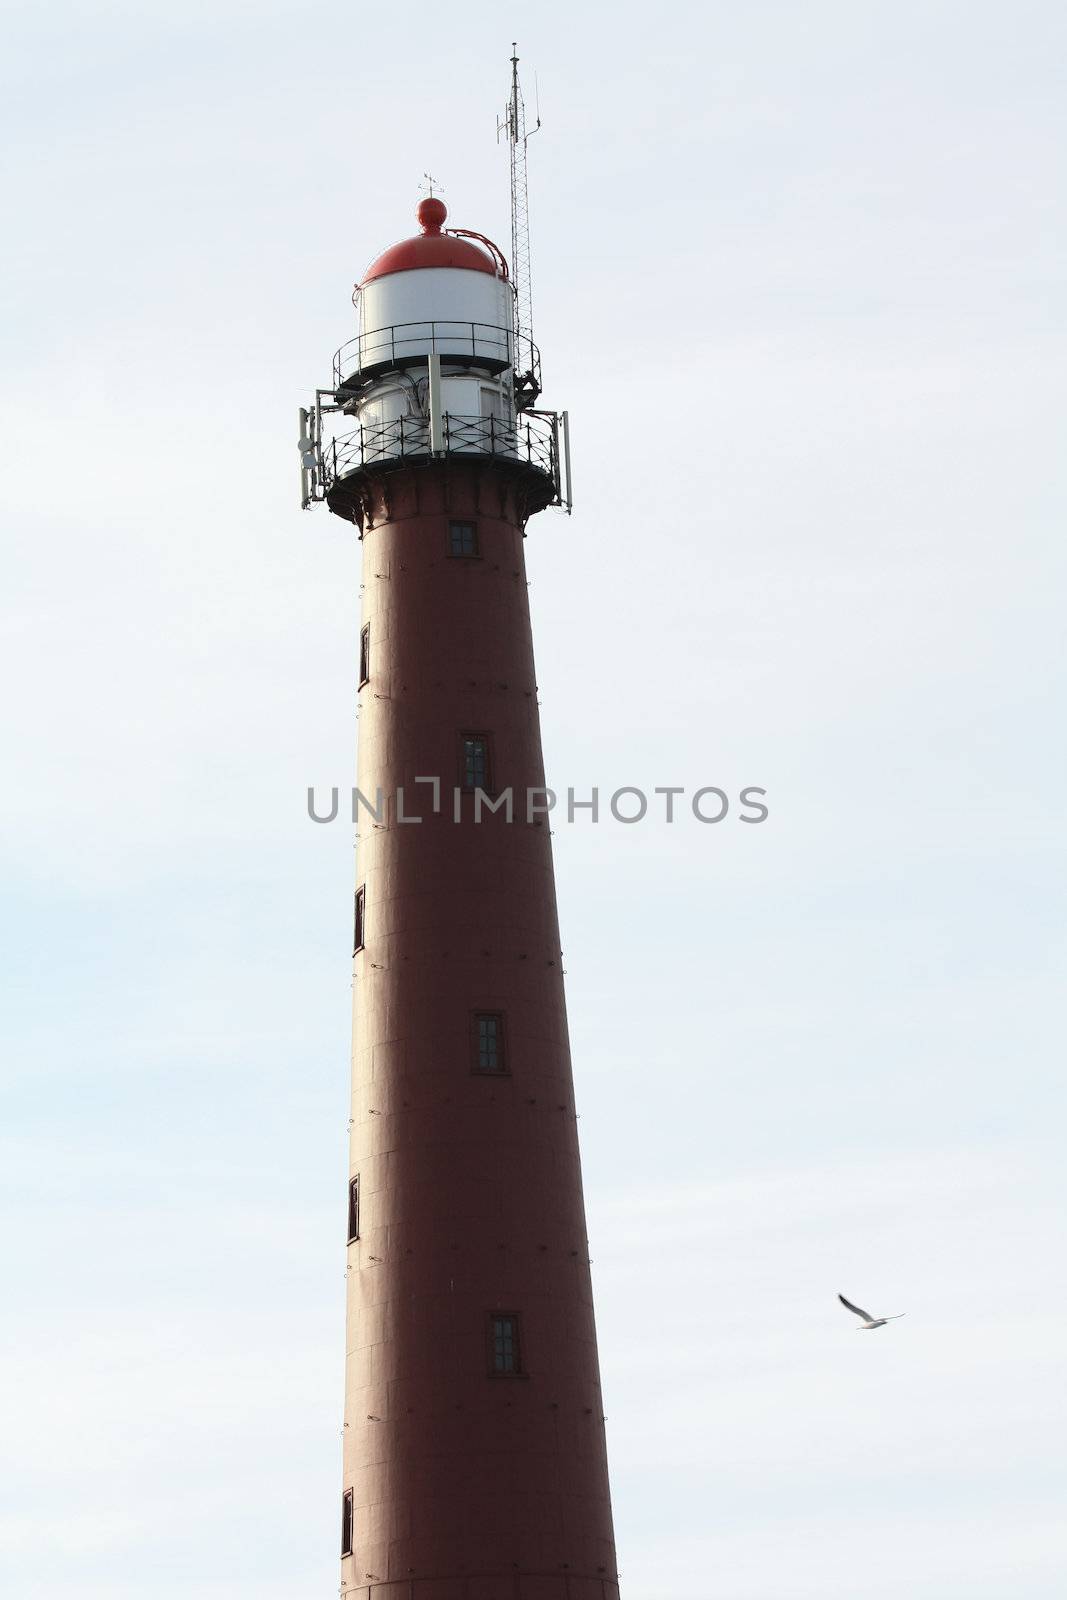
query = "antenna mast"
xmin=501 ymin=44 xmax=540 ymax=406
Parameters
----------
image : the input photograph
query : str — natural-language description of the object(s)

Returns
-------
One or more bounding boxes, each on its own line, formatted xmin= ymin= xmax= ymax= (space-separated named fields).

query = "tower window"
xmin=448 ymin=520 xmax=478 ymax=558
xmin=462 ymin=733 xmax=491 ymax=792
xmin=353 ymin=886 xmax=365 ymax=953
xmin=489 ymin=1313 xmax=522 ymax=1376
xmin=472 ymin=1012 xmax=506 ymax=1075
xmin=347 ymin=1175 xmax=360 ymax=1242
xmin=359 ymin=624 xmax=370 ymax=685
xmin=341 ymin=1488 xmax=354 ymax=1557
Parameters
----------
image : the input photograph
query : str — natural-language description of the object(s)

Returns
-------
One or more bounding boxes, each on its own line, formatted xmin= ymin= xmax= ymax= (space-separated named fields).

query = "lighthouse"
xmin=300 ymin=157 xmax=617 ymax=1600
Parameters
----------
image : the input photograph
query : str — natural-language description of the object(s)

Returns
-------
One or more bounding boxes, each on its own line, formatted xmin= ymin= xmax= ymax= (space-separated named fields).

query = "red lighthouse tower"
xmin=301 ymin=171 xmax=616 ymax=1600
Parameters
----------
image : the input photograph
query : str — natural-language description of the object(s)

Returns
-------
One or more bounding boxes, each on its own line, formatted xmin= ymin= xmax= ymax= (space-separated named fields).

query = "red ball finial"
xmin=417 ymin=196 xmax=447 ymax=235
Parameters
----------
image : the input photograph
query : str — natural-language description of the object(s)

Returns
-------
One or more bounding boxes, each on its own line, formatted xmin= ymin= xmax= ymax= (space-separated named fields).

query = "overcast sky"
xmin=2 ymin=2 xmax=1065 ymax=1596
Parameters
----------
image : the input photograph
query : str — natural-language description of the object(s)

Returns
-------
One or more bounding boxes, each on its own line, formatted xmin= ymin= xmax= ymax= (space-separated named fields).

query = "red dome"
xmin=360 ymin=199 xmax=501 ymax=285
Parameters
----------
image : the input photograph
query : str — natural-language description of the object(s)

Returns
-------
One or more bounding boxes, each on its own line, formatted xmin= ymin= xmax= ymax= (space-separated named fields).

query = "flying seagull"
xmin=838 ymin=1293 xmax=906 ymax=1330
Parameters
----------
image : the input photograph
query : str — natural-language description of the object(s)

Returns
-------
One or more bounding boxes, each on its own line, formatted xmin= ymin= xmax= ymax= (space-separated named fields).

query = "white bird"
xmin=838 ymin=1293 xmax=906 ymax=1330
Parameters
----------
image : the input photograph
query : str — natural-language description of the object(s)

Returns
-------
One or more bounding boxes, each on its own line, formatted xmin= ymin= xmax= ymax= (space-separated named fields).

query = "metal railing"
xmin=332 ymin=320 xmax=542 ymax=401
xmin=323 ymin=410 xmax=558 ymax=494
xmin=340 ymin=1576 xmax=617 ymax=1600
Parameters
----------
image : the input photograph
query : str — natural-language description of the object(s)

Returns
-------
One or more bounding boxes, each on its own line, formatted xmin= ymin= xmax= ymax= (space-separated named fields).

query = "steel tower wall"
xmin=342 ymin=460 xmax=619 ymax=1600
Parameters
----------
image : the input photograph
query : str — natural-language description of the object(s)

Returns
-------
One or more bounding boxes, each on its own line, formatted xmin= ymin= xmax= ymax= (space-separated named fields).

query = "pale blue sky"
xmin=2 ymin=2 xmax=1065 ymax=1597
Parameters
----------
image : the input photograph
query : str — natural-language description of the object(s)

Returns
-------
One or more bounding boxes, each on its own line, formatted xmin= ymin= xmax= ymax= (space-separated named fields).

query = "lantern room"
xmin=334 ymin=198 xmax=540 ymax=419
xmin=299 ymin=196 xmax=570 ymax=521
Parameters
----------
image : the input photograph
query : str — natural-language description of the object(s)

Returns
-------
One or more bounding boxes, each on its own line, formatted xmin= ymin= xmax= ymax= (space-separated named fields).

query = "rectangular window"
xmin=341 ymin=1488 xmax=354 ymax=1557
xmin=359 ymin=623 xmax=370 ymax=685
xmin=472 ymin=1012 xmax=506 ymax=1075
xmin=448 ymin=520 xmax=478 ymax=558
xmin=347 ymin=1175 xmax=360 ymax=1242
xmin=353 ymin=886 xmax=365 ymax=953
xmin=462 ymin=733 xmax=491 ymax=792
xmin=489 ymin=1312 xmax=522 ymax=1375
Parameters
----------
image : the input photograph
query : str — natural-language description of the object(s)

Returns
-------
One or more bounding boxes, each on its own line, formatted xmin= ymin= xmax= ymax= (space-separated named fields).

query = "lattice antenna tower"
xmin=499 ymin=44 xmax=540 ymax=364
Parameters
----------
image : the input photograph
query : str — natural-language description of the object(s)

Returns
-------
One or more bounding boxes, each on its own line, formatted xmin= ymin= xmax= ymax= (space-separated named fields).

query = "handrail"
xmin=339 ymin=1573 xmax=616 ymax=1600
xmin=322 ymin=409 xmax=559 ymax=496
xmin=332 ymin=320 xmax=542 ymax=401
xmin=446 ymin=228 xmax=510 ymax=278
